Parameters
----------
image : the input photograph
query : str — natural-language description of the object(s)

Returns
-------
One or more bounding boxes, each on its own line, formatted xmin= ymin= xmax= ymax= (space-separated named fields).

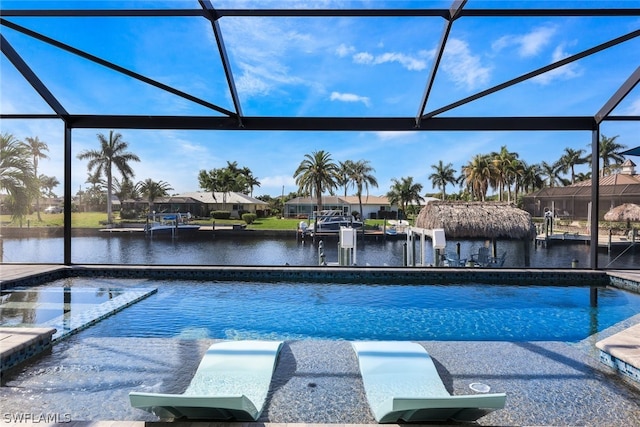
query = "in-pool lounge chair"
xmin=352 ymin=341 xmax=506 ymax=423
xmin=129 ymin=340 xmax=283 ymax=421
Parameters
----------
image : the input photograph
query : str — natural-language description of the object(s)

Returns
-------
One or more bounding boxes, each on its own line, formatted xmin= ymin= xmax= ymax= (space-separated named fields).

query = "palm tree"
xmin=113 ymin=176 xmax=140 ymax=204
xmin=293 ymin=150 xmax=339 ymax=214
xmin=139 ymin=178 xmax=173 ymax=212
xmin=507 ymin=158 xmax=526 ymax=202
xmin=76 ymin=130 xmax=140 ymax=223
xmin=461 ymin=154 xmax=495 ymax=201
xmin=574 ymin=171 xmax=592 ymax=182
xmin=349 ymin=159 xmax=378 ymax=220
xmin=519 ymin=161 xmax=544 ymax=194
xmin=491 ymin=145 xmax=518 ymax=202
xmin=39 ymin=175 xmax=60 ymax=199
xmin=337 ymin=160 xmax=356 ymax=197
xmin=590 ymin=134 xmax=627 ymax=177
xmin=540 ymin=160 xmax=563 ymax=187
xmin=240 ymin=166 xmax=261 ymax=196
xmin=428 ymin=160 xmax=457 ymax=201
xmin=386 ymin=176 xmax=424 ymax=219
xmin=558 ymin=147 xmax=588 ymax=184
xmin=23 ymin=136 xmax=49 ymax=220
xmin=0 ymin=132 xmax=37 ymax=219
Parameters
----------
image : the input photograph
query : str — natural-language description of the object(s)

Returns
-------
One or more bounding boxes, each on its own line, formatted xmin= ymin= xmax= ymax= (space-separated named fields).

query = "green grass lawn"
xmin=1 ymin=213 xmax=393 ymax=230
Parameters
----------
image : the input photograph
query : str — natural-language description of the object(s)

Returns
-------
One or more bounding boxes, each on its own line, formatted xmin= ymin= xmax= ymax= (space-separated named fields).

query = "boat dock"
xmin=536 ymin=232 xmax=638 ymax=250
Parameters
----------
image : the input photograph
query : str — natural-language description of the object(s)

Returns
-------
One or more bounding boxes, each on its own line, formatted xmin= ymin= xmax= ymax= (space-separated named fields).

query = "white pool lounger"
xmin=352 ymin=341 xmax=506 ymax=423
xmin=129 ymin=340 xmax=283 ymax=421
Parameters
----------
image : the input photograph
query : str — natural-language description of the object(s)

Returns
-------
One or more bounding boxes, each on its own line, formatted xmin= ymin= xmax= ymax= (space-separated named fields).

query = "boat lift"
xmin=404 ymin=227 xmax=446 ymax=267
xmin=318 ymin=226 xmax=358 ymax=266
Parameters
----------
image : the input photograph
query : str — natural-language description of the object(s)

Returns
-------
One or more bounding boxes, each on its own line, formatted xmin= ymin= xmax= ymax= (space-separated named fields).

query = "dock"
xmin=536 ymin=232 xmax=638 ymax=249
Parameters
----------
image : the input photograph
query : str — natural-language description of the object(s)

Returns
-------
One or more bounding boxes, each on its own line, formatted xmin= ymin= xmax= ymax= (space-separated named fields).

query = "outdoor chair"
xmin=352 ymin=341 xmax=506 ymax=423
xmin=129 ymin=340 xmax=283 ymax=421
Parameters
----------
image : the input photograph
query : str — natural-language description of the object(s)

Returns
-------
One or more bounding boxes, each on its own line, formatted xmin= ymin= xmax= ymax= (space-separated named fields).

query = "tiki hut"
xmin=415 ymin=201 xmax=535 ymax=239
xmin=604 ymin=203 xmax=640 ymax=222
xmin=415 ymin=201 xmax=536 ymax=266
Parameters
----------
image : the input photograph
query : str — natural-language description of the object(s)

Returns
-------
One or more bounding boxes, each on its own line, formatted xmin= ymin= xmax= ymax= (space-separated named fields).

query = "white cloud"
xmin=259 ymin=174 xmax=297 ymax=189
xmin=352 ymin=50 xmax=430 ymax=71
xmin=625 ymin=97 xmax=640 ymax=115
xmin=330 ymin=91 xmax=371 ymax=107
xmin=353 ymin=51 xmax=375 ymax=64
xmin=532 ymin=43 xmax=582 ymax=85
xmin=374 ymin=131 xmax=419 ymax=142
xmin=218 ymin=18 xmax=313 ymax=97
xmin=442 ymin=38 xmax=491 ymax=90
xmin=492 ymin=26 xmax=556 ymax=57
xmin=336 ymin=43 xmax=355 ymax=57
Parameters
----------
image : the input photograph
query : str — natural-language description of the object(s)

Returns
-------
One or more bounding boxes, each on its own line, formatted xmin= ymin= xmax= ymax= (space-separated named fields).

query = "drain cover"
xmin=469 ymin=382 xmax=491 ymax=393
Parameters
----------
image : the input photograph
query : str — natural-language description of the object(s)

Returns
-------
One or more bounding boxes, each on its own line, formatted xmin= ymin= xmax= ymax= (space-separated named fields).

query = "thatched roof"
xmin=604 ymin=203 xmax=640 ymax=222
xmin=415 ymin=201 xmax=535 ymax=239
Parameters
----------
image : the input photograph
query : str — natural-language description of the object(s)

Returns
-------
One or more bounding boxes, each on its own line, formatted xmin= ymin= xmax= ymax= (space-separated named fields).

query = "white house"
xmin=284 ymin=195 xmax=398 ymax=220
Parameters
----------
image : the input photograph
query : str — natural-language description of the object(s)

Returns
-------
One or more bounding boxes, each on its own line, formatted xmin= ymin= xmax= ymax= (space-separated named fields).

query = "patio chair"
xmin=352 ymin=341 xmax=506 ymax=423
xmin=470 ymin=247 xmax=491 ymax=267
xmin=129 ymin=340 xmax=283 ymax=421
xmin=444 ymin=252 xmax=466 ymax=267
xmin=488 ymin=251 xmax=507 ymax=267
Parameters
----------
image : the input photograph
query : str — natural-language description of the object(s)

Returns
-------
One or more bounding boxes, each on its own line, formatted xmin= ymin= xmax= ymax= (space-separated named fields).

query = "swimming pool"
xmin=5 ymin=277 xmax=640 ymax=342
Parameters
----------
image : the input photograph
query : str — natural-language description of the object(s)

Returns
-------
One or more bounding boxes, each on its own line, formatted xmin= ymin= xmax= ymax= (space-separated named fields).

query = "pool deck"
xmin=2 ymin=265 xmax=640 ymax=426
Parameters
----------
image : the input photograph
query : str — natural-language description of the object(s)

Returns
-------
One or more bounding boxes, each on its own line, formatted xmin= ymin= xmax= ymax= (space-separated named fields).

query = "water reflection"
xmin=1 ymin=234 xmax=638 ymax=268
xmin=0 ymin=286 xmax=123 ymax=327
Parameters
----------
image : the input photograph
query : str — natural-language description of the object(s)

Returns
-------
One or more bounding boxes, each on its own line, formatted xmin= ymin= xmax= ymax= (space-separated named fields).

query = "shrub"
xmin=119 ymin=209 xmax=139 ymax=220
xmin=211 ymin=210 xmax=231 ymax=219
xmin=242 ymin=213 xmax=257 ymax=224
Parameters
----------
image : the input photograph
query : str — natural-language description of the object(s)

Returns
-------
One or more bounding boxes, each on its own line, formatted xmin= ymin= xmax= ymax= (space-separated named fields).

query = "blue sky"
xmin=1 ymin=0 xmax=639 ymax=199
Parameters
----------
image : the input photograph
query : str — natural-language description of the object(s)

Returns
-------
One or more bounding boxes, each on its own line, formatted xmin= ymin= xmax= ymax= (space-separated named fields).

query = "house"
xmin=122 ymin=192 xmax=269 ymax=218
xmin=522 ymin=159 xmax=640 ymax=220
xmin=284 ymin=195 xmax=398 ymax=220
xmin=174 ymin=192 xmax=269 ymax=218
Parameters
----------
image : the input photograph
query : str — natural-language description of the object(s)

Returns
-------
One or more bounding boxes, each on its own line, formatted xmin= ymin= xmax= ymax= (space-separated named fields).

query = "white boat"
xmin=310 ymin=210 xmax=363 ymax=234
xmin=145 ymin=212 xmax=200 ymax=236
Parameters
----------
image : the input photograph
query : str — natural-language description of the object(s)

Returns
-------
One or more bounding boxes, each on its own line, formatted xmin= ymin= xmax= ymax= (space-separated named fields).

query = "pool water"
xmin=0 ymin=285 xmax=126 ymax=325
xmin=9 ymin=278 xmax=640 ymax=342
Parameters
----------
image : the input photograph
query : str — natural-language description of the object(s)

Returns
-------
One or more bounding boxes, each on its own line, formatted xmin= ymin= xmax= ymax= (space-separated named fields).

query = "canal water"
xmin=2 ymin=233 xmax=638 ymax=268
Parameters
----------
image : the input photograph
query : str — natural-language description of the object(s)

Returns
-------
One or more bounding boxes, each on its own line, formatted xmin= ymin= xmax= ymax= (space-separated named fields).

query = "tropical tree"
xmin=337 ymin=160 xmax=356 ymax=197
xmin=240 ymin=166 xmax=261 ymax=196
xmin=461 ymin=154 xmax=495 ymax=201
xmin=428 ymin=160 xmax=457 ymax=201
xmin=558 ymin=147 xmax=588 ymax=184
xmin=198 ymin=162 xmax=260 ymax=208
xmin=491 ymin=145 xmax=518 ymax=202
xmin=519 ymin=161 xmax=544 ymax=194
xmin=349 ymin=159 xmax=378 ymax=220
xmin=589 ymin=134 xmax=627 ymax=177
xmin=540 ymin=160 xmax=563 ymax=187
xmin=386 ymin=176 xmax=424 ymax=219
xmin=139 ymin=178 xmax=173 ymax=212
xmin=113 ymin=176 xmax=141 ymax=205
xmin=507 ymin=158 xmax=526 ymax=202
xmin=23 ymin=136 xmax=49 ymax=220
xmin=293 ymin=150 xmax=340 ymax=214
xmin=574 ymin=171 xmax=592 ymax=182
xmin=76 ymin=130 xmax=140 ymax=223
xmin=39 ymin=175 xmax=60 ymax=199
xmin=0 ymin=132 xmax=37 ymax=219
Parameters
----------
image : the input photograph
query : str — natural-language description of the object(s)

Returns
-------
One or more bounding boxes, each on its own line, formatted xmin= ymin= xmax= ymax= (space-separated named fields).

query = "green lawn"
xmin=1 ymin=213 xmax=393 ymax=230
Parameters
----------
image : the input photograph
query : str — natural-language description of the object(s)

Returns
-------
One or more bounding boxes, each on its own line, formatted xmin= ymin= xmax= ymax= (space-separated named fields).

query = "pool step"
xmin=596 ymin=323 xmax=640 ymax=384
xmin=0 ymin=327 xmax=56 ymax=374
